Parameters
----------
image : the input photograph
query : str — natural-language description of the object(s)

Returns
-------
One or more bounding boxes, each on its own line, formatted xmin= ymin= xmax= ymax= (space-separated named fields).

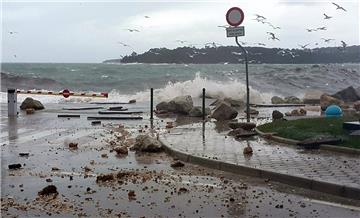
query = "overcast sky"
xmin=1 ymin=0 xmax=359 ymax=63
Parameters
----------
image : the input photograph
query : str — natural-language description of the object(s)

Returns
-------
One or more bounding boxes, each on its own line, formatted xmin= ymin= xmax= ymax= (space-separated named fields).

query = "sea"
xmin=1 ymin=63 xmax=359 ymax=104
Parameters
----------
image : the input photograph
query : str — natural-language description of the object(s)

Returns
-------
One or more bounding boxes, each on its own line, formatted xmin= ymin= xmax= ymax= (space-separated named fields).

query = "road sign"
xmin=226 ymin=7 xmax=244 ymax=27
xmin=226 ymin=26 xmax=245 ymax=37
xmin=62 ymin=89 xmax=70 ymax=98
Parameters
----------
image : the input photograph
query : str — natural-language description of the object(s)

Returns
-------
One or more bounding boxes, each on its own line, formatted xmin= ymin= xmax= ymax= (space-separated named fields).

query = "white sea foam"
xmin=0 ymin=74 xmax=272 ymax=104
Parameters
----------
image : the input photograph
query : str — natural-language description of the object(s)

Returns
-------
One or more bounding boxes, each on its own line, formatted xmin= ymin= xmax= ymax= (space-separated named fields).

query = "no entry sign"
xmin=62 ymin=89 xmax=70 ymax=98
xmin=226 ymin=7 xmax=244 ymax=27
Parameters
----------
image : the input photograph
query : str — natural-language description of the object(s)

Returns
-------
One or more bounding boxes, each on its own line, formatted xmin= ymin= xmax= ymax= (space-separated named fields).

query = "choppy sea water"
xmin=1 ymin=63 xmax=359 ymax=104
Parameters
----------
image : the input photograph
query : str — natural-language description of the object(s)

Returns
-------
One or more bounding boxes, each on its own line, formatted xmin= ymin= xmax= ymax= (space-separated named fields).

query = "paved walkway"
xmin=160 ymin=122 xmax=360 ymax=192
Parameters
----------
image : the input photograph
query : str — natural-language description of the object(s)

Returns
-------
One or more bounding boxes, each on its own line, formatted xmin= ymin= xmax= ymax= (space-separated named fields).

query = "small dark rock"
xmin=171 ymin=161 xmax=185 ymax=168
xmin=38 ymin=185 xmax=58 ymax=196
xmin=8 ymin=164 xmax=21 ymax=170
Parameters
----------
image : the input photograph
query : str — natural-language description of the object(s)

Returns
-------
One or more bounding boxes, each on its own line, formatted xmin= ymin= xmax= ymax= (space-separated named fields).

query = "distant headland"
xmin=103 ymin=45 xmax=360 ymax=64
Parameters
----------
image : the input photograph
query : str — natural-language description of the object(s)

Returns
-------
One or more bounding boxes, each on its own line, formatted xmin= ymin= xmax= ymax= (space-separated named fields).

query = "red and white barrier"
xmin=16 ymin=89 xmax=108 ymax=98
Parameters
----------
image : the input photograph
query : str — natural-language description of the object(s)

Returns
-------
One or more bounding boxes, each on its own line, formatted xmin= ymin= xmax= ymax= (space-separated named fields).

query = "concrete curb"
xmin=159 ymin=137 xmax=360 ymax=200
xmin=255 ymin=128 xmax=360 ymax=155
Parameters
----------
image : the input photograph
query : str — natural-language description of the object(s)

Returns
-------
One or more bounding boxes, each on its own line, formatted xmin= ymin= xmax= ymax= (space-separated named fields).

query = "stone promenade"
xmin=160 ymin=122 xmax=360 ymax=199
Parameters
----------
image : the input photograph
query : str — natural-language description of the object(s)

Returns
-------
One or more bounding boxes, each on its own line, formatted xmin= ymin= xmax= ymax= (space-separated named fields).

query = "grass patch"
xmin=257 ymin=116 xmax=360 ymax=149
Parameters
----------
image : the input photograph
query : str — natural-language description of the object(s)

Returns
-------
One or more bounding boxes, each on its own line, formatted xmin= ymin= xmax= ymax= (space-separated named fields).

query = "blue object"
xmin=325 ymin=105 xmax=342 ymax=117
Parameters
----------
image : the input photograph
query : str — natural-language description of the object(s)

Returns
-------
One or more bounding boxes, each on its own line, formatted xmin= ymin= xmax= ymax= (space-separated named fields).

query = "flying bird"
xmin=323 ymin=13 xmax=332 ymax=19
xmin=298 ymin=43 xmax=310 ymax=49
xmin=267 ymin=32 xmax=280 ymax=41
xmin=9 ymin=31 xmax=18 ymax=34
xmin=317 ymin=26 xmax=327 ymax=31
xmin=306 ymin=28 xmax=315 ymax=32
xmin=254 ymin=43 xmax=266 ymax=46
xmin=332 ymin=2 xmax=347 ymax=11
xmin=125 ymin=28 xmax=140 ymax=32
xmin=341 ymin=40 xmax=347 ymax=48
xmin=176 ymin=40 xmax=187 ymax=44
xmin=254 ymin=14 xmax=266 ymax=20
xmin=117 ymin=42 xmax=131 ymax=47
xmin=321 ymin=38 xmax=335 ymax=43
xmin=144 ymin=16 xmax=150 ymax=18
xmin=268 ymin=23 xmax=281 ymax=29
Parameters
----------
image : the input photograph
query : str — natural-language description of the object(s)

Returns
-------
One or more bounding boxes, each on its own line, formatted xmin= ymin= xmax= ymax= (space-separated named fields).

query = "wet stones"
xmin=272 ymin=110 xmax=283 ymax=120
xmin=68 ymin=142 xmax=78 ymax=149
xmin=19 ymin=152 xmax=29 ymax=157
xmin=96 ymin=174 xmax=115 ymax=182
xmin=354 ymin=101 xmax=360 ymax=111
xmin=8 ymin=163 xmax=22 ymax=170
xmin=128 ymin=190 xmax=136 ymax=200
xmin=20 ymin=97 xmax=44 ymax=110
xmin=228 ymin=128 xmax=257 ymax=138
xmin=211 ymin=102 xmax=238 ymax=121
xmin=38 ymin=185 xmax=58 ymax=197
xmin=189 ymin=106 xmax=210 ymax=117
xmin=132 ymin=135 xmax=163 ymax=152
xmin=285 ymin=108 xmax=307 ymax=116
xmin=271 ymin=96 xmax=285 ymax=104
xmin=284 ymin=96 xmax=302 ymax=104
xmin=26 ymin=108 xmax=35 ymax=114
xmin=171 ymin=161 xmax=185 ymax=168
xmin=320 ymin=94 xmax=344 ymax=111
xmin=332 ymin=86 xmax=360 ymax=102
xmin=243 ymin=146 xmax=253 ymax=155
xmin=114 ymin=146 xmax=128 ymax=155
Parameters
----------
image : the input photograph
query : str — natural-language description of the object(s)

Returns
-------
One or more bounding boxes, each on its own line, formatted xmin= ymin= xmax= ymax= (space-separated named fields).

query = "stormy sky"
xmin=2 ymin=0 xmax=359 ymax=63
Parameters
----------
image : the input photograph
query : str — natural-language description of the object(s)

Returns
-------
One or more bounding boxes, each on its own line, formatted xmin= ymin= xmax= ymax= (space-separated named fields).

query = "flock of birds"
xmin=8 ymin=2 xmax=351 ymax=60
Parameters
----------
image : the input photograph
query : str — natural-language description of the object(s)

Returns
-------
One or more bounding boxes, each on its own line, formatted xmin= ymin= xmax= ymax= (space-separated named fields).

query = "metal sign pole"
xmin=235 ymin=36 xmax=250 ymax=122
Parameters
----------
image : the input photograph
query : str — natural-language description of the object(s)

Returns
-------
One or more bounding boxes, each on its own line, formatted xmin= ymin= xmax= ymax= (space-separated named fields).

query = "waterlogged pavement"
xmin=1 ymin=103 xmax=360 ymax=217
xmin=160 ymin=121 xmax=360 ymax=190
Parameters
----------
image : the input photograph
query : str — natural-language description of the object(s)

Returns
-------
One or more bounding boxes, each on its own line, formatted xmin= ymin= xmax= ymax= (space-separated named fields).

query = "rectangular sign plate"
xmin=226 ymin=26 xmax=245 ymax=37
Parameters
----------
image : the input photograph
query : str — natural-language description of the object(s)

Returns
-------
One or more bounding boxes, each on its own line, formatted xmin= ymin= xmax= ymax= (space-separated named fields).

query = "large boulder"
xmin=332 ymin=86 xmax=360 ymax=102
xmin=228 ymin=122 xmax=256 ymax=131
xmin=20 ymin=97 xmax=44 ymax=110
xmin=224 ymin=98 xmax=245 ymax=108
xmin=168 ymin=95 xmax=193 ymax=114
xmin=156 ymin=101 xmax=172 ymax=111
xmin=320 ymin=94 xmax=345 ymax=111
xmin=284 ymin=96 xmax=302 ymax=104
xmin=189 ymin=106 xmax=210 ymax=117
xmin=285 ymin=108 xmax=307 ymax=116
xmin=132 ymin=135 xmax=162 ymax=152
xmin=272 ymin=110 xmax=283 ymax=120
xmin=271 ymin=96 xmax=285 ymax=104
xmin=211 ymin=102 xmax=238 ymax=121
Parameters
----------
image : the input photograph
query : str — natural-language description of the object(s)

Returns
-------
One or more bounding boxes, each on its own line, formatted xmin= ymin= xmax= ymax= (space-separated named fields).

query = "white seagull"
xmin=323 ymin=13 xmax=332 ymax=19
xmin=332 ymin=2 xmax=347 ymax=11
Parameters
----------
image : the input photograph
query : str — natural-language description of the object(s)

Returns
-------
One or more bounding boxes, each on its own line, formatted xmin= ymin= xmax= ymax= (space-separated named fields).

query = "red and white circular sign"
xmin=226 ymin=7 xmax=244 ymax=27
xmin=62 ymin=89 xmax=70 ymax=98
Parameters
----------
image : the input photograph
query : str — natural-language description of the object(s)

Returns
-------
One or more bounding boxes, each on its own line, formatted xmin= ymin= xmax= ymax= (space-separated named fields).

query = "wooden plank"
xmin=63 ymin=106 xmax=103 ymax=110
xmin=98 ymin=111 xmax=143 ymax=115
xmin=58 ymin=114 xmax=81 ymax=118
xmin=108 ymin=106 xmax=128 ymax=111
xmin=87 ymin=116 xmax=143 ymax=120
xmin=250 ymin=104 xmax=305 ymax=108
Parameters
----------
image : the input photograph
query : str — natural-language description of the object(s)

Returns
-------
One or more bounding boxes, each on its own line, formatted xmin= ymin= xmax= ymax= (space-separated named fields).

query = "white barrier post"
xmin=8 ymin=89 xmax=17 ymax=117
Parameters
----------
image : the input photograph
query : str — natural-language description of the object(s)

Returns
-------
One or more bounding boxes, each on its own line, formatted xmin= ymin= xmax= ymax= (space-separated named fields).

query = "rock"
xmin=271 ymin=96 xmax=285 ymax=104
xmin=332 ymin=86 xmax=360 ymax=102
xmin=114 ymin=146 xmax=128 ymax=155
xmin=286 ymin=108 xmax=307 ymax=116
xmin=46 ymin=178 xmax=52 ymax=182
xmin=303 ymin=90 xmax=324 ymax=104
xmin=284 ymin=96 xmax=302 ymax=104
xmin=132 ymin=135 xmax=162 ymax=152
xmin=210 ymin=99 xmax=221 ymax=106
xmin=243 ymin=146 xmax=253 ymax=154
xmin=101 ymin=153 xmax=108 ymax=158
xmin=320 ymin=94 xmax=345 ymax=111
xmin=354 ymin=101 xmax=360 ymax=111
xmin=211 ymin=102 xmax=238 ymax=120
xmin=38 ymin=185 xmax=58 ymax=196
xmin=128 ymin=190 xmax=136 ymax=200
xmin=171 ymin=161 xmax=185 ymax=168
xmin=20 ymin=97 xmax=44 ymax=110
xmin=156 ymin=101 xmax=171 ymax=111
xmin=26 ymin=108 xmax=35 ymax=114
xmin=128 ymin=99 xmax=136 ymax=104
xmin=68 ymin=142 xmax=78 ymax=149
xmin=168 ymin=95 xmax=193 ymax=114
xmin=224 ymin=98 xmax=245 ymax=108
xmin=166 ymin=122 xmax=173 ymax=128
xmin=228 ymin=122 xmax=256 ymax=131
xmin=96 ymin=173 xmax=114 ymax=182
xmin=8 ymin=164 xmax=21 ymax=170
xmin=189 ymin=106 xmax=211 ymax=117
xmin=272 ymin=110 xmax=283 ymax=120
